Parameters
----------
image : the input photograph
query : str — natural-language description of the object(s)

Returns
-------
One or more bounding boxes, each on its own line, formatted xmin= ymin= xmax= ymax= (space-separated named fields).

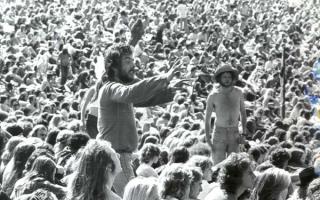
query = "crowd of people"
xmin=0 ymin=0 xmax=320 ymax=199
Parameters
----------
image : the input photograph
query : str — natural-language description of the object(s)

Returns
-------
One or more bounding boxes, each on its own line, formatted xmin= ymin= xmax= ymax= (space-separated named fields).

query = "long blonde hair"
xmin=123 ymin=177 xmax=160 ymax=200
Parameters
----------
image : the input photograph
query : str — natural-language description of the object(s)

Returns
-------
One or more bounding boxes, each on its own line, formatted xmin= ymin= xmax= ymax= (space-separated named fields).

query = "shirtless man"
xmin=205 ymin=65 xmax=247 ymax=165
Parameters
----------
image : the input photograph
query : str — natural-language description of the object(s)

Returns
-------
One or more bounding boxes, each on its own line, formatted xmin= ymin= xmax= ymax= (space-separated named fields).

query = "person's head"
xmin=139 ymin=143 xmax=161 ymax=165
xmin=6 ymin=142 xmax=36 ymax=180
xmin=307 ymin=178 xmax=320 ymax=200
xmin=187 ymin=155 xmax=213 ymax=182
xmin=27 ymin=156 xmax=57 ymax=183
xmin=270 ymin=148 xmax=291 ymax=169
xmin=248 ymin=145 xmax=268 ymax=164
xmin=29 ymin=124 xmax=48 ymax=141
xmin=188 ymin=142 xmax=212 ymax=157
xmin=24 ymin=148 xmax=55 ymax=173
xmin=169 ymin=146 xmax=190 ymax=164
xmin=54 ymin=129 xmax=73 ymax=154
xmin=0 ymin=95 xmax=8 ymax=104
xmin=6 ymin=124 xmax=24 ymax=136
xmin=251 ymin=167 xmax=291 ymax=200
xmin=123 ymin=177 xmax=160 ymax=200
xmin=1 ymin=136 xmax=25 ymax=165
xmin=67 ymin=139 xmax=122 ymax=200
xmin=67 ymin=133 xmax=90 ymax=153
xmin=48 ymin=114 xmax=62 ymax=129
xmin=159 ymin=164 xmax=191 ymax=200
xmin=104 ymin=44 xmax=134 ymax=83
xmin=218 ymin=153 xmax=255 ymax=195
xmin=214 ymin=64 xmax=238 ymax=87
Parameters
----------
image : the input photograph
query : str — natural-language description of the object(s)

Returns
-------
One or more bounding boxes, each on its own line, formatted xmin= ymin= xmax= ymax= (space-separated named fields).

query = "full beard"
xmin=119 ymin=72 xmax=134 ymax=83
xmin=220 ymin=82 xmax=233 ymax=88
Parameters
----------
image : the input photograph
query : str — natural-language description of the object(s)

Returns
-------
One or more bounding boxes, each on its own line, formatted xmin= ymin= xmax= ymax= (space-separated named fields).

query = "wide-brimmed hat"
xmin=214 ymin=64 xmax=238 ymax=81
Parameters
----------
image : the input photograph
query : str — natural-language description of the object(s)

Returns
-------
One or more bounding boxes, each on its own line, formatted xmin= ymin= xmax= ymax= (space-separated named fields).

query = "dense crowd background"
xmin=0 ymin=0 xmax=320 ymax=199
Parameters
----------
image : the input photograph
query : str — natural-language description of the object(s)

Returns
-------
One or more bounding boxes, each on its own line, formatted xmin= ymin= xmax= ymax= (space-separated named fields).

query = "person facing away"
xmin=205 ymin=64 xmax=247 ymax=165
xmin=97 ymin=44 xmax=183 ymax=196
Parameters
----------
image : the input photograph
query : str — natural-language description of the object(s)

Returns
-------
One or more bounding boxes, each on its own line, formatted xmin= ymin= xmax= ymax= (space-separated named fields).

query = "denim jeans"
xmin=212 ymin=126 xmax=240 ymax=165
xmin=113 ymin=152 xmax=135 ymax=197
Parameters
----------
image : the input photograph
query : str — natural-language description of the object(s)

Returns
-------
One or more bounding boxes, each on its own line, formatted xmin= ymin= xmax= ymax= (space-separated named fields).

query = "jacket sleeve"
xmin=105 ymin=76 xmax=169 ymax=104
xmin=134 ymin=87 xmax=175 ymax=107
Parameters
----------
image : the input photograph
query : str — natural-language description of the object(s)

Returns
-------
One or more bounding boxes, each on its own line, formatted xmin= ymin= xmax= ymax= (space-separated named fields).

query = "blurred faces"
xmin=37 ymin=128 xmax=47 ymax=141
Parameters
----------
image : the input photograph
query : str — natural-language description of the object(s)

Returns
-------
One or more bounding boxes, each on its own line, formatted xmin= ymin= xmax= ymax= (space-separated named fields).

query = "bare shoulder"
xmin=233 ymin=86 xmax=244 ymax=94
xmin=207 ymin=90 xmax=219 ymax=100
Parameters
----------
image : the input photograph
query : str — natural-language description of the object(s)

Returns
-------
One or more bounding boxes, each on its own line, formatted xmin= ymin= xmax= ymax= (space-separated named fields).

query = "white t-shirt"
xmin=136 ymin=163 xmax=159 ymax=178
xmin=176 ymin=4 xmax=189 ymax=18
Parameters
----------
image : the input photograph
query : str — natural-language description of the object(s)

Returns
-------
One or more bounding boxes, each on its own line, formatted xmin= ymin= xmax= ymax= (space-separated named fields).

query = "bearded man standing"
xmin=97 ymin=44 xmax=182 ymax=196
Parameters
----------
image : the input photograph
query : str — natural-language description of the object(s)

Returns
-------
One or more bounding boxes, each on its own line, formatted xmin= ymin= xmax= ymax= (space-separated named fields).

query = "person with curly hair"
xmin=158 ymin=164 xmax=191 ymax=200
xmin=186 ymin=155 xmax=213 ymax=182
xmin=136 ymin=143 xmax=160 ymax=178
xmin=204 ymin=153 xmax=255 ymax=200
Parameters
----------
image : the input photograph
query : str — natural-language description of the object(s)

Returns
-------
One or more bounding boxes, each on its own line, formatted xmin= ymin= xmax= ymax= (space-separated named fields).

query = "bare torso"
xmin=211 ymin=87 xmax=241 ymax=127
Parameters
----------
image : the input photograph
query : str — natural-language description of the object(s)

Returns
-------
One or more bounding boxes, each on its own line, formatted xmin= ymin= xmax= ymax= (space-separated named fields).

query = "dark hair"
xmin=24 ymin=148 xmax=55 ymax=173
xmin=0 ymin=95 xmax=7 ymax=103
xmin=25 ymin=155 xmax=57 ymax=183
xmin=270 ymin=148 xmax=290 ymax=169
xmin=7 ymin=142 xmax=36 ymax=183
xmin=139 ymin=143 xmax=161 ymax=164
xmin=218 ymin=153 xmax=251 ymax=195
xmin=169 ymin=146 xmax=189 ymax=164
xmin=215 ymin=71 xmax=237 ymax=84
xmin=46 ymin=129 xmax=60 ymax=146
xmin=159 ymin=164 xmax=191 ymax=200
xmin=104 ymin=44 xmax=133 ymax=81
xmin=68 ymin=133 xmax=90 ymax=152
xmin=6 ymin=124 xmax=24 ymax=136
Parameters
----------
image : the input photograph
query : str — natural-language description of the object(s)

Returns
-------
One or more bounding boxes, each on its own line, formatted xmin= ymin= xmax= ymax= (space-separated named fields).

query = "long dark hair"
xmin=25 ymin=155 xmax=57 ymax=183
xmin=103 ymin=44 xmax=133 ymax=81
xmin=67 ymin=140 xmax=117 ymax=200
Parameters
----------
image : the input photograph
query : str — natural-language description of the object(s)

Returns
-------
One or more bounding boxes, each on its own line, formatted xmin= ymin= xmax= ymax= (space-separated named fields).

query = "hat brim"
xmin=214 ymin=68 xmax=238 ymax=81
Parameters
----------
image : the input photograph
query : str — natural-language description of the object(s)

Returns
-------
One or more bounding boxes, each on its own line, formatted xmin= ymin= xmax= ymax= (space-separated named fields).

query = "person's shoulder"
xmin=233 ymin=86 xmax=244 ymax=94
xmin=204 ymin=185 xmax=226 ymax=200
xmin=209 ymin=88 xmax=220 ymax=96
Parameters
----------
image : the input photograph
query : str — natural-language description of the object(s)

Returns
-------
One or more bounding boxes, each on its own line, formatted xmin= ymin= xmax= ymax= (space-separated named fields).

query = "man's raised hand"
xmin=166 ymin=59 xmax=183 ymax=82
